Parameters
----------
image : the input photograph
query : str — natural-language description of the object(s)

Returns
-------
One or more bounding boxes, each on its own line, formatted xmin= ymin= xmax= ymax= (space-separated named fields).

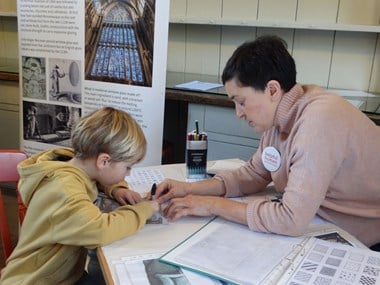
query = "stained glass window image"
xmin=85 ymin=0 xmax=155 ymax=87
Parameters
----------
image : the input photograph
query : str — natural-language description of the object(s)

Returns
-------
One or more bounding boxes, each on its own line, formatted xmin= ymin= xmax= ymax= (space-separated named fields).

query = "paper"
xmin=175 ymin=80 xmax=223 ymax=91
xmin=282 ymin=238 xmax=380 ymax=285
xmin=101 ymin=216 xmax=215 ymax=284
xmin=125 ymin=168 xmax=164 ymax=194
xmin=112 ymin=253 xmax=224 ymax=285
xmin=160 ymin=217 xmax=305 ymax=285
xmin=160 ymin=217 xmax=380 ymax=285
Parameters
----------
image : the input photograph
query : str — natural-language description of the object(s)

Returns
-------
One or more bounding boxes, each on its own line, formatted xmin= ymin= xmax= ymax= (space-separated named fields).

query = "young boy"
xmin=0 ymin=107 xmax=159 ymax=284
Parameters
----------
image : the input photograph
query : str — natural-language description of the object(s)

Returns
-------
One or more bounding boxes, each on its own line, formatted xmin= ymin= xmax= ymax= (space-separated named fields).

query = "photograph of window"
xmin=84 ymin=0 xmax=155 ymax=87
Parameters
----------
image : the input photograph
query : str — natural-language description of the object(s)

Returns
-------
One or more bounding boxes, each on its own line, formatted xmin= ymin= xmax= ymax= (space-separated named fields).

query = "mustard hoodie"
xmin=0 ymin=148 xmax=153 ymax=284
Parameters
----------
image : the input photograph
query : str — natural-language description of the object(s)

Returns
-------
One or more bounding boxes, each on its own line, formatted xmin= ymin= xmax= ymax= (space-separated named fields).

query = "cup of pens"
xmin=186 ymin=120 xmax=208 ymax=179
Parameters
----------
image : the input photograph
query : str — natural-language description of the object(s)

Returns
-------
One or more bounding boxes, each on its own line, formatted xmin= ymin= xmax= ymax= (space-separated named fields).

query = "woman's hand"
xmin=162 ymin=195 xmax=219 ymax=221
xmin=149 ymin=200 xmax=160 ymax=214
xmin=163 ymin=195 xmax=248 ymax=225
xmin=155 ymin=178 xmax=191 ymax=203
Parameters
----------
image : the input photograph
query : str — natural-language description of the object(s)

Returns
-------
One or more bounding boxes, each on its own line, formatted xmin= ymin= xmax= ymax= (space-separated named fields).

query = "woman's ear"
xmin=266 ymin=80 xmax=282 ymax=102
xmin=96 ymin=153 xmax=111 ymax=169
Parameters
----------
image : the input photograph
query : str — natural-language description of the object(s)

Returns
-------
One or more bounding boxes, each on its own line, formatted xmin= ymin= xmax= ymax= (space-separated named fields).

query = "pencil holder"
xmin=186 ymin=136 xmax=208 ymax=179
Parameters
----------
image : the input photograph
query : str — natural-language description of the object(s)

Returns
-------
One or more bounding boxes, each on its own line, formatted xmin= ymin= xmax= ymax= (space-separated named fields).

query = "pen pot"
xmin=186 ymin=139 xmax=207 ymax=179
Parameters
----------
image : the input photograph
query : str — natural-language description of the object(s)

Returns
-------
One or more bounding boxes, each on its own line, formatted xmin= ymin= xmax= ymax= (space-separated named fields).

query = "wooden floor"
xmin=0 ymin=186 xmax=19 ymax=268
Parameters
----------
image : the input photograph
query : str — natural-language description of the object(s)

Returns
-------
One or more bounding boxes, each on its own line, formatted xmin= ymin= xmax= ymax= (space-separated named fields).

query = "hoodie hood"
xmin=17 ymin=148 xmax=97 ymax=206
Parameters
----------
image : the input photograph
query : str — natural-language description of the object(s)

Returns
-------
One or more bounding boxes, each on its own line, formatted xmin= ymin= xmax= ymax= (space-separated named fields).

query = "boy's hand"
xmin=112 ymin=187 xmax=142 ymax=205
xmin=149 ymin=200 xmax=160 ymax=213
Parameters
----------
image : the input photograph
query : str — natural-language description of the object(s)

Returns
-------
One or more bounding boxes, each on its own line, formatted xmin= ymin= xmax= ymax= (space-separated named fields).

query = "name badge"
xmin=262 ymin=146 xmax=281 ymax=172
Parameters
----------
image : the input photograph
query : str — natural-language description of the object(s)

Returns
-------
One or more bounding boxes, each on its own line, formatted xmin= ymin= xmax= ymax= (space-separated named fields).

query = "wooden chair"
xmin=0 ymin=150 xmax=28 ymax=261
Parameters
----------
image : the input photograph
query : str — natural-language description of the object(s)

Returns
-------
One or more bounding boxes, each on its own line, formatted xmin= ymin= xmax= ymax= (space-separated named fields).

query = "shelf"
xmin=166 ymin=72 xmax=380 ymax=116
xmin=0 ymin=12 xmax=17 ymax=17
xmin=169 ymin=18 xmax=380 ymax=33
xmin=0 ymin=72 xmax=18 ymax=81
xmin=0 ymin=58 xmax=18 ymax=81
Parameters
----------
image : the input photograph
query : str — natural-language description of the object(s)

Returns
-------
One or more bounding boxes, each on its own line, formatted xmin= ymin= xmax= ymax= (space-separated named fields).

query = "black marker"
xmin=150 ymin=183 xmax=157 ymax=200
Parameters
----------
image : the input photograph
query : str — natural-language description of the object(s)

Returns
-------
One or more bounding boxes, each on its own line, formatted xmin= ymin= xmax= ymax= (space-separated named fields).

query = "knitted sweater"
xmin=217 ymin=84 xmax=380 ymax=246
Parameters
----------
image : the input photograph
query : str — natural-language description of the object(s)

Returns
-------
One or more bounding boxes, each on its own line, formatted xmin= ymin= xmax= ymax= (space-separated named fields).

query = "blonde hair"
xmin=71 ymin=107 xmax=146 ymax=164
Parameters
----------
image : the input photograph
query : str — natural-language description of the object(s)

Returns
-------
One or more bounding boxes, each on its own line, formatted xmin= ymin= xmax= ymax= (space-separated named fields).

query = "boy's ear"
xmin=96 ymin=153 xmax=111 ymax=169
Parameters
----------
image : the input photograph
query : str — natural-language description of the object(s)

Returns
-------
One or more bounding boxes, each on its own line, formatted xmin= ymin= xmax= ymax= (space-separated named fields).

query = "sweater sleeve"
xmin=101 ymin=180 xmax=130 ymax=198
xmin=50 ymin=179 xmax=153 ymax=248
xmin=215 ymin=140 xmax=272 ymax=198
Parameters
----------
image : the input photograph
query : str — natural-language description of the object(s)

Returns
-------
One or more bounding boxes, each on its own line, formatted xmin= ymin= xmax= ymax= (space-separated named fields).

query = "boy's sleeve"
xmin=101 ymin=181 xmax=130 ymax=198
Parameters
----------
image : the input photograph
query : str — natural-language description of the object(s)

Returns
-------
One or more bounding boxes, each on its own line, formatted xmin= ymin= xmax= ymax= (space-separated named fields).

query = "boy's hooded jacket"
xmin=0 ymin=148 xmax=153 ymax=284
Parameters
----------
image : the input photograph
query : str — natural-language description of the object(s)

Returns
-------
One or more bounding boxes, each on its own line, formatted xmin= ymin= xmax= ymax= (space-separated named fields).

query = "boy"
xmin=0 ymin=107 xmax=159 ymax=284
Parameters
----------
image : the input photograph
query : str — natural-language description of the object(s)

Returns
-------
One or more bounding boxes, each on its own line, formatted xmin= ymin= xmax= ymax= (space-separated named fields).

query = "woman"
xmin=155 ymin=35 xmax=380 ymax=250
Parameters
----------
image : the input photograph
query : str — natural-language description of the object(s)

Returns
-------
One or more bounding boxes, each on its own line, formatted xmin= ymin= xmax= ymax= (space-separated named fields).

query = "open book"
xmin=160 ymin=217 xmax=380 ymax=285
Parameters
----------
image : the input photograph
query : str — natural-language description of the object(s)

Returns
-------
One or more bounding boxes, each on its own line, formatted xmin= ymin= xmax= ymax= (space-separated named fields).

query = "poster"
xmin=17 ymin=0 xmax=170 ymax=166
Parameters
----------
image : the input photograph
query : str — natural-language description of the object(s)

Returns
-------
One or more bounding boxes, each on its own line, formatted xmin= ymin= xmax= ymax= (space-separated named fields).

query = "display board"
xmin=17 ymin=0 xmax=169 ymax=166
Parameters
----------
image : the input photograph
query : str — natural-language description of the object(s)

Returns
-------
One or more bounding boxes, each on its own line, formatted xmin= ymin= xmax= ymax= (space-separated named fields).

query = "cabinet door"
xmin=370 ymin=38 xmax=380 ymax=93
xmin=0 ymin=1 xmax=17 ymax=13
xmin=208 ymin=140 xmax=256 ymax=161
xmin=187 ymin=0 xmax=222 ymax=20
xmin=338 ymin=0 xmax=380 ymax=25
xmin=329 ymin=32 xmax=377 ymax=91
xmin=204 ymin=105 xmax=260 ymax=139
xmin=258 ymin=0 xmax=297 ymax=22
xmin=293 ymin=30 xmax=334 ymax=87
xmin=221 ymin=0 xmax=258 ymax=22
xmin=296 ymin=0 xmax=339 ymax=24
xmin=185 ymin=25 xmax=221 ymax=75
xmin=188 ymin=104 xmax=261 ymax=161
xmin=170 ymin=0 xmax=187 ymax=18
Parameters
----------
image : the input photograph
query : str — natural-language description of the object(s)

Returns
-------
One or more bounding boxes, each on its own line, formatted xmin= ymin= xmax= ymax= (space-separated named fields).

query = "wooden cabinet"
xmin=168 ymin=0 xmax=380 ymax=161
xmin=167 ymin=0 xmax=380 ymax=93
xmin=0 ymin=0 xmax=16 ymax=16
xmin=187 ymin=103 xmax=261 ymax=161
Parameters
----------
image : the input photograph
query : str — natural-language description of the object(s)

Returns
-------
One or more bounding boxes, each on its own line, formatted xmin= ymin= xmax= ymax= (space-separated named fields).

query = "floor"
xmin=0 ymin=185 xmax=19 ymax=268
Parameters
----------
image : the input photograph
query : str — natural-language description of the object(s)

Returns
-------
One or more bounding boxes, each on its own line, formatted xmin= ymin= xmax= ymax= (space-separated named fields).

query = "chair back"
xmin=0 ymin=150 xmax=28 ymax=260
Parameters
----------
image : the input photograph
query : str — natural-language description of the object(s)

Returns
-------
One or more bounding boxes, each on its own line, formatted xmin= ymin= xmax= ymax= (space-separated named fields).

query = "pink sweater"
xmin=216 ymin=84 xmax=380 ymax=246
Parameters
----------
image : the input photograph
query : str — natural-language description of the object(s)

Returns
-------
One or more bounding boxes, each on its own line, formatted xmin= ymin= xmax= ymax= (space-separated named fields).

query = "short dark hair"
xmin=222 ymin=35 xmax=297 ymax=92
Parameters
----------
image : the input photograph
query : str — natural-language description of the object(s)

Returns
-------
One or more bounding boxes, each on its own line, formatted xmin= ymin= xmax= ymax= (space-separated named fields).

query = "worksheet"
xmin=283 ymin=239 xmax=380 ymax=285
xmin=125 ymin=168 xmax=164 ymax=194
xmin=160 ymin=217 xmax=305 ymax=285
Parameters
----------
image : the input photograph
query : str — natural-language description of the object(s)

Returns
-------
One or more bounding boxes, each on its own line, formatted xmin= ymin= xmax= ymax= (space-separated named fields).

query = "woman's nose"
xmin=235 ymin=105 xmax=244 ymax=118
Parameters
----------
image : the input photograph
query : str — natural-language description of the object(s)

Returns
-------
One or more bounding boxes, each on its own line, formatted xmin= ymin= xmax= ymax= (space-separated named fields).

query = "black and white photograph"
xmin=22 ymin=56 xmax=46 ymax=99
xmin=48 ymin=58 xmax=82 ymax=104
xmin=143 ymin=259 xmax=191 ymax=285
xmin=23 ymin=101 xmax=81 ymax=146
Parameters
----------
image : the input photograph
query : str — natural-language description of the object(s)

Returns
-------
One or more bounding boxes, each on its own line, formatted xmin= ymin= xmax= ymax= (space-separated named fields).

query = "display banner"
xmin=17 ymin=0 xmax=169 ymax=166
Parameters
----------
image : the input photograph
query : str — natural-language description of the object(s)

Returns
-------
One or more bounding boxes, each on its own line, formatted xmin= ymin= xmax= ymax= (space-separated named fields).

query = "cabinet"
xmin=1 ymin=1 xmax=380 ymax=156
xmin=0 ymin=1 xmax=16 ymax=17
xmin=167 ymin=0 xmax=380 ymax=92
xmin=187 ymin=103 xmax=261 ymax=161
xmin=167 ymin=0 xmax=380 ymax=161
xmin=0 ymin=0 xmax=18 ymax=79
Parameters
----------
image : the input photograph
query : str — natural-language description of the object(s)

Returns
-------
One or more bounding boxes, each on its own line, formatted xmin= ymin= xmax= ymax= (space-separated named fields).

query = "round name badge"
xmin=261 ymin=146 xmax=281 ymax=172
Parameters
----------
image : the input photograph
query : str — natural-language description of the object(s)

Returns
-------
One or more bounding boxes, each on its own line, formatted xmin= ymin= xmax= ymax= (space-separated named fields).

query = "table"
xmin=97 ymin=160 xmax=242 ymax=284
xmin=97 ymin=160 xmax=366 ymax=285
